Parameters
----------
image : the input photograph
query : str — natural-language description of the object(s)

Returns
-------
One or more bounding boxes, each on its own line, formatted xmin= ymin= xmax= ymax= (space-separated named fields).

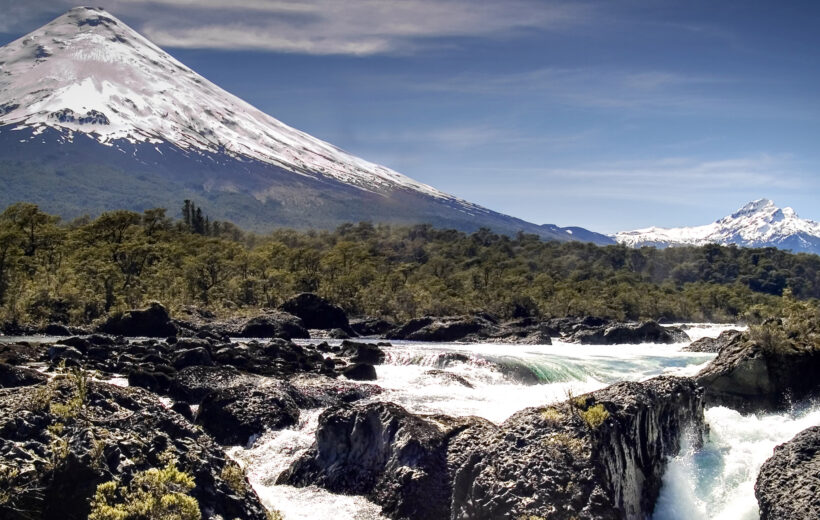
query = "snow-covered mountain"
xmin=615 ymin=199 xmax=820 ymax=254
xmin=0 ymin=7 xmax=612 ymax=243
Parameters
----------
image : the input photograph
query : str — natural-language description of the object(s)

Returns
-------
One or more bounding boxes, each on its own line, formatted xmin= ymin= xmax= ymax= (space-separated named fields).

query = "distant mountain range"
xmin=614 ymin=199 xmax=820 ymax=255
xmin=0 ymin=7 xmax=613 ymax=244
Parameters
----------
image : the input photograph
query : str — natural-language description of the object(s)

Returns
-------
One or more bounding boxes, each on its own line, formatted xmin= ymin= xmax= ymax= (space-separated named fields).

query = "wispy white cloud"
xmin=451 ymin=154 xmax=808 ymax=201
xmin=114 ymin=0 xmax=589 ymax=55
xmin=411 ymin=67 xmax=735 ymax=111
xmin=363 ymin=124 xmax=594 ymax=150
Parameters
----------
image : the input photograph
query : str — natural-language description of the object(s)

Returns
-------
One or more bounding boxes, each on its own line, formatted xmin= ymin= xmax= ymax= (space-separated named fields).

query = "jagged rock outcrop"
xmin=0 ymin=380 xmax=269 ymax=520
xmin=279 ymin=401 xmax=496 ymax=520
xmin=755 ymin=425 xmax=820 ymax=519
xmin=451 ymin=376 xmax=703 ymax=520
xmin=695 ymin=329 xmax=820 ymax=412
xmin=195 ymin=381 xmax=302 ymax=445
xmin=281 ymin=293 xmax=353 ymax=333
xmin=682 ymin=329 xmax=743 ymax=352
xmin=97 ymin=301 xmax=177 ymax=337
xmin=282 ymin=376 xmax=703 ymax=520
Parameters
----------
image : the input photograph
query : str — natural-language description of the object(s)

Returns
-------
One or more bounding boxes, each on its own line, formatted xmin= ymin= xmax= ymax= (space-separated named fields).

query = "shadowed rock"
xmin=756 ymin=425 xmax=820 ymax=519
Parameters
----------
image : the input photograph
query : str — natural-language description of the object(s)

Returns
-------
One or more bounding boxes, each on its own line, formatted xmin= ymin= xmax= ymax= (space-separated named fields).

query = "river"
xmin=222 ymin=324 xmax=819 ymax=519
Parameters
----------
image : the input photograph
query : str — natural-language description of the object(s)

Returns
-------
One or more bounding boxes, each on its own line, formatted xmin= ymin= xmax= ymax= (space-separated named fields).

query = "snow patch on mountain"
xmin=615 ymin=199 xmax=820 ymax=253
xmin=0 ymin=7 xmax=473 ymax=207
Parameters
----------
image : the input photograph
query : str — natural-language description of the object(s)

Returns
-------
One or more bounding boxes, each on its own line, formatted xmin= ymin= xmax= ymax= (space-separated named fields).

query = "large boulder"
xmin=341 ymin=362 xmax=378 ymax=381
xmin=682 ymin=329 xmax=743 ymax=352
xmin=97 ymin=302 xmax=177 ymax=337
xmin=237 ymin=311 xmax=309 ymax=339
xmin=280 ymin=401 xmax=495 ymax=520
xmin=0 ymin=380 xmax=269 ymax=520
xmin=386 ymin=317 xmax=434 ymax=340
xmin=452 ymin=376 xmax=704 ymax=520
xmin=170 ymin=364 xmax=257 ymax=402
xmin=289 ymin=373 xmax=384 ymax=407
xmin=572 ymin=321 xmax=689 ymax=345
xmin=350 ymin=317 xmax=396 ymax=336
xmin=696 ymin=328 xmax=820 ymax=412
xmin=0 ymin=362 xmax=48 ymax=388
xmin=341 ymin=340 xmax=387 ymax=364
xmin=756 ymin=425 xmax=820 ymax=519
xmin=195 ymin=381 xmax=301 ymax=445
xmin=281 ymin=293 xmax=352 ymax=332
xmin=404 ymin=316 xmax=489 ymax=342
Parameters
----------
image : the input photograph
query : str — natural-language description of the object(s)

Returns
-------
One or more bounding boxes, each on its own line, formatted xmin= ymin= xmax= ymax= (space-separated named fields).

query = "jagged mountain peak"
xmin=615 ymin=200 xmax=820 ymax=255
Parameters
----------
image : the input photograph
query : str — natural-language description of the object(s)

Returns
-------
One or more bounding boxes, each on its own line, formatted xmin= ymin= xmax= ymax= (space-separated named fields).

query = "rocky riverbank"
xmin=2 ymin=293 xmax=693 ymax=348
xmin=3 ymin=296 xmax=819 ymax=520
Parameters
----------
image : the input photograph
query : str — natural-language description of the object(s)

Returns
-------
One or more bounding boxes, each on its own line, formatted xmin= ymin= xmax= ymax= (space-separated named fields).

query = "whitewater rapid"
xmin=227 ymin=324 xmax=818 ymax=520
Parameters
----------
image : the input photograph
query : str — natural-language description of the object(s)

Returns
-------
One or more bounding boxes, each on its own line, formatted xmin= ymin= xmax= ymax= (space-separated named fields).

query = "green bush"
xmin=88 ymin=461 xmax=200 ymax=520
xmin=580 ymin=404 xmax=609 ymax=429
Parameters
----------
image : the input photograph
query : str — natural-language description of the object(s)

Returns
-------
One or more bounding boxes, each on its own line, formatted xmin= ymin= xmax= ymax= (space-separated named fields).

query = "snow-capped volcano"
xmin=0 ymin=7 xmax=612 ymax=242
xmin=0 ymin=7 xmax=452 ymax=200
xmin=615 ymin=199 xmax=820 ymax=254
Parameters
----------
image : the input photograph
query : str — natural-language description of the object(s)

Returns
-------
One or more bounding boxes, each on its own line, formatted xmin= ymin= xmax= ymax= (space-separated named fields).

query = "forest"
xmin=1 ymin=201 xmax=819 ymax=326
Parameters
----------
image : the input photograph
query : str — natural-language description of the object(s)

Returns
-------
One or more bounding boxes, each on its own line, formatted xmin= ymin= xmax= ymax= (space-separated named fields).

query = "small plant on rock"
xmin=579 ymin=404 xmax=609 ymax=429
xmin=220 ymin=461 xmax=247 ymax=495
xmin=88 ymin=459 xmax=200 ymax=520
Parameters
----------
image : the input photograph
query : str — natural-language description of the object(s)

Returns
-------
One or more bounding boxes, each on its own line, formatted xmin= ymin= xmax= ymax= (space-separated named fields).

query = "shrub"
xmin=88 ymin=460 xmax=200 ymax=520
xmin=579 ymin=404 xmax=609 ymax=429
xmin=220 ymin=462 xmax=246 ymax=495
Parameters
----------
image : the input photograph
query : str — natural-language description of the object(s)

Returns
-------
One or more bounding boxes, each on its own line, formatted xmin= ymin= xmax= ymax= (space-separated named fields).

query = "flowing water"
xmin=10 ymin=325 xmax=810 ymax=519
xmin=225 ymin=323 xmax=820 ymax=520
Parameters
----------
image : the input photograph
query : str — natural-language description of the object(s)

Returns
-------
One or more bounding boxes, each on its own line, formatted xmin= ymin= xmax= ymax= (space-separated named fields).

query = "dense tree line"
xmin=1 ymin=202 xmax=818 ymax=326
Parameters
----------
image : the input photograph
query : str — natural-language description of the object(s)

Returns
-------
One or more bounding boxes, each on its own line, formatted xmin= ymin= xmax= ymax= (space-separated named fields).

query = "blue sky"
xmin=2 ymin=1 xmax=819 ymax=233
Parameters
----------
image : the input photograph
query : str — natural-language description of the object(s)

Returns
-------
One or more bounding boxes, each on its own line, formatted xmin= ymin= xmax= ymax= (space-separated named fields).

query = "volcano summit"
xmin=0 ymin=7 xmax=610 ymax=242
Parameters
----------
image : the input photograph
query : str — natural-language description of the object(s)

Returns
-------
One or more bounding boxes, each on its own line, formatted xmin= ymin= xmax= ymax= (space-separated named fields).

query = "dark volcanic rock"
xmin=683 ymin=329 xmax=743 ymax=353
xmin=196 ymin=382 xmax=301 ymax=445
xmin=0 ymin=362 xmax=48 ymax=387
xmin=170 ymin=365 xmax=257 ymax=402
xmin=237 ymin=311 xmax=309 ymax=339
xmin=281 ymin=293 xmax=352 ymax=332
xmin=386 ymin=317 xmax=433 ymax=340
xmin=341 ymin=340 xmax=386 ymax=365
xmin=283 ymin=377 xmax=701 ymax=520
xmin=342 ymin=362 xmax=377 ymax=381
xmin=387 ymin=315 xmax=554 ymax=344
xmin=755 ymin=425 xmax=820 ymax=520
xmin=43 ymin=323 xmax=72 ymax=336
xmin=350 ymin=317 xmax=395 ymax=336
xmin=572 ymin=320 xmax=689 ymax=345
xmin=289 ymin=373 xmax=384 ymax=407
xmin=280 ymin=401 xmax=495 ymax=520
xmin=405 ymin=316 xmax=489 ymax=342
xmin=0 ymin=381 xmax=268 ymax=520
xmin=127 ymin=369 xmax=173 ymax=393
xmin=423 ymin=369 xmax=474 ymax=388
xmin=452 ymin=376 xmax=704 ymax=520
xmin=696 ymin=330 xmax=820 ymax=412
xmin=172 ymin=346 xmax=214 ymax=370
xmin=97 ymin=302 xmax=177 ymax=337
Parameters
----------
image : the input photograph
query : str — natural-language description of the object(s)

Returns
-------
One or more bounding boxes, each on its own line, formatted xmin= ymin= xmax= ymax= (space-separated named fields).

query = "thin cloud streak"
xmin=134 ymin=0 xmax=588 ymax=55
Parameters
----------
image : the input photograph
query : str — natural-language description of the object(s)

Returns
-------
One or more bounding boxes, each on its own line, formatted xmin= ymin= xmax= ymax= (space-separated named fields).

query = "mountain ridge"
xmin=614 ymin=199 xmax=820 ymax=255
xmin=0 ymin=7 xmax=613 ymax=243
